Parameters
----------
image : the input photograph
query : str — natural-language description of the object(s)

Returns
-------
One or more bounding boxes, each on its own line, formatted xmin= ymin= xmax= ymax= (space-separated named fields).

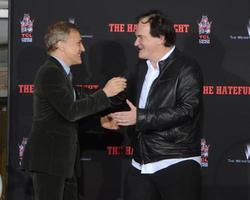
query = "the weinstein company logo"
xmin=230 ymin=19 xmax=250 ymax=40
xmin=247 ymin=20 xmax=250 ymax=36
xmin=20 ymin=14 xmax=34 ymax=43
xmin=244 ymin=144 xmax=250 ymax=160
xmin=227 ymin=143 xmax=250 ymax=164
xmin=198 ymin=15 xmax=212 ymax=44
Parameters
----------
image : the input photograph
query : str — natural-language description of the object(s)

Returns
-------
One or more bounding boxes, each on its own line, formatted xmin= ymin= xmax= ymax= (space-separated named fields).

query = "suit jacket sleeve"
xmin=37 ymin=65 xmax=111 ymax=122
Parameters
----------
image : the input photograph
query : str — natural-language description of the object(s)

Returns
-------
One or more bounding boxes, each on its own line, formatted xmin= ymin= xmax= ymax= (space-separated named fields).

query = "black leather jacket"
xmin=132 ymin=49 xmax=203 ymax=164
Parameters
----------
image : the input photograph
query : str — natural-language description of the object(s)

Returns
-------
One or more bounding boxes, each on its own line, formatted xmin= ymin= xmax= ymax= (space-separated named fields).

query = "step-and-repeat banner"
xmin=8 ymin=0 xmax=250 ymax=199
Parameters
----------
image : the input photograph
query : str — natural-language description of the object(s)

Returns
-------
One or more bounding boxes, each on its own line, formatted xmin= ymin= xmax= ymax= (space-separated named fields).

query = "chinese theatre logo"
xmin=201 ymin=138 xmax=210 ymax=167
xmin=18 ymin=137 xmax=28 ymax=166
xmin=198 ymin=15 xmax=212 ymax=44
xmin=20 ymin=14 xmax=34 ymax=43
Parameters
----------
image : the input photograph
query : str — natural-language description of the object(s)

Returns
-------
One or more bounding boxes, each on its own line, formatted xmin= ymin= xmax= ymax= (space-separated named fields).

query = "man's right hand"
xmin=103 ymin=77 xmax=127 ymax=97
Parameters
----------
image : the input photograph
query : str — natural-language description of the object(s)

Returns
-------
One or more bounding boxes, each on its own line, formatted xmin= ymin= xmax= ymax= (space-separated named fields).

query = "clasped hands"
xmin=101 ymin=99 xmax=137 ymax=130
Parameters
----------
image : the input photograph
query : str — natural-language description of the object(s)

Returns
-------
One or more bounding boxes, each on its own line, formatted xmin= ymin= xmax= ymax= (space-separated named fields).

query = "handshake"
xmin=101 ymin=77 xmax=137 ymax=130
xmin=101 ymin=77 xmax=137 ymax=129
xmin=101 ymin=101 xmax=137 ymax=130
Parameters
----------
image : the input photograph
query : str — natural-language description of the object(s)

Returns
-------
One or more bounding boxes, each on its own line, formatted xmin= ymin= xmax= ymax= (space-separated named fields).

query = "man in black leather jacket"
xmin=111 ymin=10 xmax=203 ymax=200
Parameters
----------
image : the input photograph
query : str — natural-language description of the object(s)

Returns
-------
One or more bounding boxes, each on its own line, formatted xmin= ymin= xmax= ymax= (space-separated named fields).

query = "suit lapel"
xmin=48 ymin=56 xmax=72 ymax=85
xmin=158 ymin=48 xmax=179 ymax=77
xmin=48 ymin=56 xmax=75 ymax=98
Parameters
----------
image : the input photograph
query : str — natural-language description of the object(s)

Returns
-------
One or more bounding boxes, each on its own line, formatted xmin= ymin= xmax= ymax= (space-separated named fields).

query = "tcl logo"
xmin=21 ymin=33 xmax=32 ymax=38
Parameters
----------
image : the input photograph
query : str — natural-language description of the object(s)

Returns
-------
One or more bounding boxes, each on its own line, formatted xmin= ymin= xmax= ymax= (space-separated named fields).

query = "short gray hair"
xmin=44 ymin=21 xmax=80 ymax=52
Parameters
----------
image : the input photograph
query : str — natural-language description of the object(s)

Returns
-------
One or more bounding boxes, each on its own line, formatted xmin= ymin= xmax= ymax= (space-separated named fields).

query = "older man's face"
xmin=60 ymin=29 xmax=85 ymax=66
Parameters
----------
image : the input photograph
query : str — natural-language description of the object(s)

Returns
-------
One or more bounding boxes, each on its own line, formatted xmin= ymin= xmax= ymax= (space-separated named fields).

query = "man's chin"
xmin=76 ymin=60 xmax=82 ymax=65
xmin=138 ymin=54 xmax=147 ymax=59
xmin=138 ymin=53 xmax=146 ymax=59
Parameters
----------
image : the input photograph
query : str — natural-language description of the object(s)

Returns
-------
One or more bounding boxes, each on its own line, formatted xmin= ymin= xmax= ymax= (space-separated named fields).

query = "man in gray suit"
xmin=22 ymin=21 xmax=127 ymax=200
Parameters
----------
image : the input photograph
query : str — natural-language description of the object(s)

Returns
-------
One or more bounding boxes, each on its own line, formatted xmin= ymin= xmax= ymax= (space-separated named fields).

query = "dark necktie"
xmin=68 ymin=71 xmax=76 ymax=100
xmin=68 ymin=71 xmax=73 ymax=82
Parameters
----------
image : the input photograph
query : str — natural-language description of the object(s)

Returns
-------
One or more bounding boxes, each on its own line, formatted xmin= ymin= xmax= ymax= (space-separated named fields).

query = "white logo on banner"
xmin=68 ymin=17 xmax=75 ymax=24
xmin=247 ymin=20 xmax=250 ymax=36
xmin=244 ymin=144 xmax=250 ymax=160
xmin=227 ymin=143 xmax=250 ymax=164
xmin=229 ymin=19 xmax=250 ymax=40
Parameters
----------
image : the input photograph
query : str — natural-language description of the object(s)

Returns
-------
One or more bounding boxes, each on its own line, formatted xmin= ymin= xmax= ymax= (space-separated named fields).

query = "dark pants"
xmin=124 ymin=160 xmax=201 ymax=200
xmin=32 ymin=172 xmax=78 ymax=200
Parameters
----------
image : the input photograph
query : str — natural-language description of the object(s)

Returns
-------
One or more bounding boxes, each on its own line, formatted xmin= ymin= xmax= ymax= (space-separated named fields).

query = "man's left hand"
xmin=101 ymin=115 xmax=119 ymax=130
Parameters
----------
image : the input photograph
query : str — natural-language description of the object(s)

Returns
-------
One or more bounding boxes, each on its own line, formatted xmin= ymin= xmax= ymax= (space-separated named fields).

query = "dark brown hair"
xmin=136 ymin=10 xmax=176 ymax=47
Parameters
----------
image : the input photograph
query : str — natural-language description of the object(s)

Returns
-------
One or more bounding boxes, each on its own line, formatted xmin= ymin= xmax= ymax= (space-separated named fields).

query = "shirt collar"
xmin=146 ymin=46 xmax=175 ymax=70
xmin=159 ymin=46 xmax=175 ymax=61
xmin=51 ymin=56 xmax=71 ymax=75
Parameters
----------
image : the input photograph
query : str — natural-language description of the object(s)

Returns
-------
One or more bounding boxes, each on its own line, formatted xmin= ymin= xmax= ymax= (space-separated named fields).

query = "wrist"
xmin=102 ymin=88 xmax=110 ymax=97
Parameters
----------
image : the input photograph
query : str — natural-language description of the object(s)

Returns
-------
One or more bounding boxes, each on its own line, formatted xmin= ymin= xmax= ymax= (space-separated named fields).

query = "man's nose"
xmin=134 ymin=38 xmax=139 ymax=46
